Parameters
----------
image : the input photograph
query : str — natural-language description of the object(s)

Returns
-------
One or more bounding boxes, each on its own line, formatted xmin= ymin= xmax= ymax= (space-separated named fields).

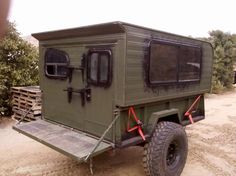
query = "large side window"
xmin=148 ymin=40 xmax=201 ymax=86
xmin=149 ymin=42 xmax=178 ymax=83
xmin=87 ymin=49 xmax=112 ymax=87
xmin=179 ymin=45 xmax=201 ymax=82
xmin=44 ymin=48 xmax=69 ymax=79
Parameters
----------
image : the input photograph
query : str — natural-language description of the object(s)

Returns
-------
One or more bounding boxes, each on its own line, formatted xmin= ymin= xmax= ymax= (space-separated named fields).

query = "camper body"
xmin=14 ymin=22 xmax=213 ymax=176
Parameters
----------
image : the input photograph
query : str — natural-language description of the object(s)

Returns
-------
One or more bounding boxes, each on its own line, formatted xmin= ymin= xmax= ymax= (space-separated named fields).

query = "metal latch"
xmin=63 ymin=87 xmax=91 ymax=106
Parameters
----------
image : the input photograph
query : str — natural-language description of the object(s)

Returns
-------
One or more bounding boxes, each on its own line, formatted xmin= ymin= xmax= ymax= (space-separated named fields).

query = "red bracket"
xmin=127 ymin=107 xmax=146 ymax=141
xmin=184 ymin=95 xmax=201 ymax=124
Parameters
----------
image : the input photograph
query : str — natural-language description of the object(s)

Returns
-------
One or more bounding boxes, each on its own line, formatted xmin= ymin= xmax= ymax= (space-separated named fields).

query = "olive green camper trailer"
xmin=14 ymin=22 xmax=213 ymax=176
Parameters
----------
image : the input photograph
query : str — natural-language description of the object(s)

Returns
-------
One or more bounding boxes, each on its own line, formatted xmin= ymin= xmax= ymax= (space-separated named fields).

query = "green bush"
xmin=207 ymin=30 xmax=236 ymax=93
xmin=0 ymin=22 xmax=39 ymax=116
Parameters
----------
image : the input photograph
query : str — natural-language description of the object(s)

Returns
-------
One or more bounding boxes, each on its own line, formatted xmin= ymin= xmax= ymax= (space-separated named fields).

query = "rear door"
xmin=41 ymin=44 xmax=114 ymax=139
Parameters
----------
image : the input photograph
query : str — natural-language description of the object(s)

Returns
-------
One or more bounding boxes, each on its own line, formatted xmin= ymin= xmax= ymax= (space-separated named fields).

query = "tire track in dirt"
xmin=188 ymin=149 xmax=231 ymax=176
xmin=188 ymin=140 xmax=236 ymax=171
xmin=186 ymin=121 xmax=236 ymax=175
xmin=228 ymin=115 xmax=236 ymax=123
xmin=188 ymin=124 xmax=236 ymax=147
xmin=12 ymin=158 xmax=89 ymax=176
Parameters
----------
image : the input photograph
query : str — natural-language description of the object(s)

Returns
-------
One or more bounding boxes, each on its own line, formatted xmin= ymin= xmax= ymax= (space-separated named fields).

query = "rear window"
xmin=148 ymin=40 xmax=201 ymax=85
xmin=44 ymin=48 xmax=69 ymax=79
xmin=87 ymin=49 xmax=112 ymax=87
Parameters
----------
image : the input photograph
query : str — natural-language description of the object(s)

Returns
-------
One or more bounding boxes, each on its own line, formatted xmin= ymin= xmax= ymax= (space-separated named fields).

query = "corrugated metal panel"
xmin=113 ymin=39 xmax=127 ymax=106
xmin=123 ymin=25 xmax=213 ymax=106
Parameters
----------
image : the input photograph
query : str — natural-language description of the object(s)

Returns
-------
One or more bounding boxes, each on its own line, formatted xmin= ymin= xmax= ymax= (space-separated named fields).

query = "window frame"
xmin=44 ymin=48 xmax=70 ymax=79
xmin=87 ymin=49 xmax=112 ymax=87
xmin=147 ymin=39 xmax=202 ymax=86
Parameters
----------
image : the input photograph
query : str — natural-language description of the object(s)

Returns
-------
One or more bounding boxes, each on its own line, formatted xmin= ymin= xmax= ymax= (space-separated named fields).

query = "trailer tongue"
xmin=13 ymin=120 xmax=112 ymax=161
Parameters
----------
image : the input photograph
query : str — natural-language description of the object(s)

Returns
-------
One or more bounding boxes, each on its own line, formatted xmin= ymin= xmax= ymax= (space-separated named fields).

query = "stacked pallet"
xmin=11 ymin=86 xmax=42 ymax=122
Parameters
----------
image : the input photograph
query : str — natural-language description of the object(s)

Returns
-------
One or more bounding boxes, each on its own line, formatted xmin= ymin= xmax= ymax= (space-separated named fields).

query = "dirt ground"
xmin=0 ymin=91 xmax=236 ymax=176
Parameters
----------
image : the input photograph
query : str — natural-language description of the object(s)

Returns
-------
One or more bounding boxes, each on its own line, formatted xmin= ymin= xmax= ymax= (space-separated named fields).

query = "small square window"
xmin=87 ymin=49 xmax=112 ymax=87
xmin=44 ymin=48 xmax=69 ymax=79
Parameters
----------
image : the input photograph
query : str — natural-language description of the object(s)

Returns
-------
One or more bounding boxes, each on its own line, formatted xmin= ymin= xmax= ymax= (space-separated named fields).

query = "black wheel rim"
xmin=166 ymin=140 xmax=180 ymax=168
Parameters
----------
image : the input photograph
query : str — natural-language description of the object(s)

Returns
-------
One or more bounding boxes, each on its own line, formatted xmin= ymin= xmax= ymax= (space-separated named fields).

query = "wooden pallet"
xmin=11 ymin=86 xmax=41 ymax=94
xmin=12 ymin=100 xmax=41 ymax=111
xmin=11 ymin=86 xmax=42 ymax=122
xmin=13 ymin=107 xmax=41 ymax=115
xmin=12 ymin=112 xmax=41 ymax=122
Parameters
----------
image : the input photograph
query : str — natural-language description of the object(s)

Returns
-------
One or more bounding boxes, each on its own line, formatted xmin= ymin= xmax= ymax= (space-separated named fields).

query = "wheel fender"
xmin=147 ymin=108 xmax=180 ymax=135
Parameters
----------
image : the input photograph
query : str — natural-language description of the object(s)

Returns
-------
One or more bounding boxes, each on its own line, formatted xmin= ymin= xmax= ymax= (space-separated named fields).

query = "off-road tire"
xmin=143 ymin=121 xmax=188 ymax=176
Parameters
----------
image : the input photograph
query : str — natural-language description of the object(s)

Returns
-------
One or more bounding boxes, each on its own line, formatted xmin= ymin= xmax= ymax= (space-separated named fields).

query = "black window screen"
xmin=148 ymin=40 xmax=201 ymax=85
xmin=149 ymin=43 xmax=178 ymax=83
xmin=45 ymin=48 xmax=69 ymax=79
xmin=87 ymin=50 xmax=112 ymax=87
xmin=179 ymin=46 xmax=201 ymax=81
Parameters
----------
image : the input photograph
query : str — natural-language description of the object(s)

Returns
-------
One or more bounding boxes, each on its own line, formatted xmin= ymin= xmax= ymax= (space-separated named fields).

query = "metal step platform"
xmin=13 ymin=119 xmax=112 ymax=161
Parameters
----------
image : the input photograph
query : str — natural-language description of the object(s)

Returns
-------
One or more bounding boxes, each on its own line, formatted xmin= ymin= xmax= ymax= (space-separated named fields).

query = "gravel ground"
xmin=0 ymin=90 xmax=236 ymax=176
